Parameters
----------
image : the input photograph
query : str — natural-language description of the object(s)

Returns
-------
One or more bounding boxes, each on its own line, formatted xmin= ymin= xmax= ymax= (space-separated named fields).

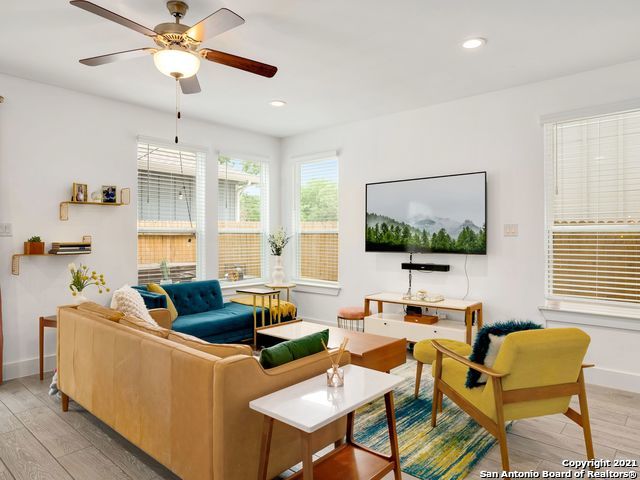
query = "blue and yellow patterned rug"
xmin=353 ymin=360 xmax=498 ymax=480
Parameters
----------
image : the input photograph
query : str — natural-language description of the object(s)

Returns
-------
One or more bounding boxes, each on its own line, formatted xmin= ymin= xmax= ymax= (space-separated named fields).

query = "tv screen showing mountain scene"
xmin=366 ymin=172 xmax=486 ymax=254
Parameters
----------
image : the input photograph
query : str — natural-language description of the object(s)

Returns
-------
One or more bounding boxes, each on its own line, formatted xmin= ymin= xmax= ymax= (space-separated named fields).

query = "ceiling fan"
xmin=70 ymin=0 xmax=278 ymax=94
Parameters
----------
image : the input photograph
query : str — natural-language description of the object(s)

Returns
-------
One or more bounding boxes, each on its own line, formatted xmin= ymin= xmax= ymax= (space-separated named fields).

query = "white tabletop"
xmin=249 ymin=364 xmax=403 ymax=433
xmin=365 ymin=291 xmax=480 ymax=310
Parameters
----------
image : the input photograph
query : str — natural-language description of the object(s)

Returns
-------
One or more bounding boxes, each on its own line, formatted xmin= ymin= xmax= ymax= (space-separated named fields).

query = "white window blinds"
xmin=218 ymin=155 xmax=269 ymax=284
xmin=137 ymin=141 xmax=206 ymax=285
xmin=544 ymin=109 xmax=640 ymax=305
xmin=294 ymin=156 xmax=339 ymax=283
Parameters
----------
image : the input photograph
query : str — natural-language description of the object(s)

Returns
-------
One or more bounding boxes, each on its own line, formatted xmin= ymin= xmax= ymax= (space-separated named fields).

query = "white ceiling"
xmin=3 ymin=0 xmax=640 ymax=137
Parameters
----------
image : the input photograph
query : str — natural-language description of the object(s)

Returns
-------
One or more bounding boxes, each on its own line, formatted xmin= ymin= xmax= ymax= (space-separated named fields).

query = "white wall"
xmin=0 ymin=73 xmax=280 ymax=380
xmin=281 ymin=59 xmax=640 ymax=393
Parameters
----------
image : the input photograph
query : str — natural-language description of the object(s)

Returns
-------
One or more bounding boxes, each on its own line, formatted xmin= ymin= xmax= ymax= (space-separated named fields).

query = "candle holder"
xmin=326 ymin=364 xmax=345 ymax=387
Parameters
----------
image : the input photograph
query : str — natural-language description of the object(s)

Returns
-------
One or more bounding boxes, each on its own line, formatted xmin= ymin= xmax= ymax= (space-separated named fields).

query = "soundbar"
xmin=401 ymin=262 xmax=450 ymax=272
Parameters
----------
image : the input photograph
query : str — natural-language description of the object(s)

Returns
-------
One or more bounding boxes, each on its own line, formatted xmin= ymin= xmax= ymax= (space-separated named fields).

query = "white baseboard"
xmin=2 ymin=354 xmax=56 ymax=382
xmin=584 ymin=366 xmax=640 ymax=394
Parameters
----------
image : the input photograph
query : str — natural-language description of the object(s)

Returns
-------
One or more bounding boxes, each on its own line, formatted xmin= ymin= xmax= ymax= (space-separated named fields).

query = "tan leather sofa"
xmin=57 ymin=305 xmax=349 ymax=479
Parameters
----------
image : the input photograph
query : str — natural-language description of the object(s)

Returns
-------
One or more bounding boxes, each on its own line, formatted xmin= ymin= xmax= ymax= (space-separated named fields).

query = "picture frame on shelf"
xmin=102 ymin=185 xmax=117 ymax=203
xmin=72 ymin=183 xmax=88 ymax=202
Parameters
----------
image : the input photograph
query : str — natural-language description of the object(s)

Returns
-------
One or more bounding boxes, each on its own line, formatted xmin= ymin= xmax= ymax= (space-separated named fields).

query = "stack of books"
xmin=49 ymin=241 xmax=92 ymax=255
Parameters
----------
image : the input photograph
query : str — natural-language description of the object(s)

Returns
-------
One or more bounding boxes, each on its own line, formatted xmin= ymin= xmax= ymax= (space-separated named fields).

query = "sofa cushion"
xmin=132 ymin=286 xmax=167 ymax=309
xmin=172 ymin=302 xmax=263 ymax=339
xmin=161 ymin=280 xmax=224 ymax=315
xmin=168 ymin=331 xmax=251 ymax=358
xmin=260 ymin=329 xmax=329 ymax=369
xmin=147 ymin=283 xmax=179 ymax=321
xmin=120 ymin=315 xmax=170 ymax=338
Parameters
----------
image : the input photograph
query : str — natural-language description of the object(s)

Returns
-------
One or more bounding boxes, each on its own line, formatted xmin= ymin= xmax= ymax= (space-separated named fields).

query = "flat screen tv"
xmin=365 ymin=171 xmax=486 ymax=254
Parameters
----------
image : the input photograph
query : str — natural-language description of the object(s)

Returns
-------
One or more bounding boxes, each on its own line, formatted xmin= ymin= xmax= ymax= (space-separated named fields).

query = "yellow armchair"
xmin=431 ymin=328 xmax=594 ymax=472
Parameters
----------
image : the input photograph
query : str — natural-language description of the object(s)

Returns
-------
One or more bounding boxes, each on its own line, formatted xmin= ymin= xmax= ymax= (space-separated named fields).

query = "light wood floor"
xmin=0 ymin=371 xmax=638 ymax=480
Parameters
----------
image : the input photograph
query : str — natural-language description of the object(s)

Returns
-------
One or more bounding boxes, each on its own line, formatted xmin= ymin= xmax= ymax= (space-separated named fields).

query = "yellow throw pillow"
xmin=147 ymin=283 xmax=178 ymax=321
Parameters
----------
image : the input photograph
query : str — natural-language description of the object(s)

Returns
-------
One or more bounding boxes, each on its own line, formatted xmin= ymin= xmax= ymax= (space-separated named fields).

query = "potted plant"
xmin=160 ymin=259 xmax=173 ymax=285
xmin=24 ymin=236 xmax=45 ymax=255
xmin=267 ymin=228 xmax=291 ymax=284
xmin=68 ymin=263 xmax=109 ymax=304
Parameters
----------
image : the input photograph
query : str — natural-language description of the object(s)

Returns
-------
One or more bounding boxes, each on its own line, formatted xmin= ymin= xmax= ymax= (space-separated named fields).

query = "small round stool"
xmin=337 ymin=306 xmax=365 ymax=331
xmin=413 ymin=338 xmax=472 ymax=398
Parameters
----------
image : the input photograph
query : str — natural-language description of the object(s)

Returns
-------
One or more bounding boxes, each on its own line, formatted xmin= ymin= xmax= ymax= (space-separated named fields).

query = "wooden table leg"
xmin=377 ymin=300 xmax=384 ymax=314
xmin=364 ymin=298 xmax=371 ymax=317
xmin=257 ymin=416 xmax=274 ymax=480
xmin=301 ymin=430 xmax=314 ymax=480
xmin=464 ymin=309 xmax=472 ymax=344
xmin=39 ymin=316 xmax=44 ymax=381
xmin=384 ymin=392 xmax=402 ymax=480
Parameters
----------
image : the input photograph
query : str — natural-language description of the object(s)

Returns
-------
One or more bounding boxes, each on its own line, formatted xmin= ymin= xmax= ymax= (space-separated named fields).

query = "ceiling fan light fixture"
xmin=153 ymin=48 xmax=201 ymax=79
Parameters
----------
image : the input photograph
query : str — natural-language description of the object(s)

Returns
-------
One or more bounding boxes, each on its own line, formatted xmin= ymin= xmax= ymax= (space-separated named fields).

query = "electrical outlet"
xmin=504 ymin=224 xmax=519 ymax=237
xmin=0 ymin=223 xmax=12 ymax=237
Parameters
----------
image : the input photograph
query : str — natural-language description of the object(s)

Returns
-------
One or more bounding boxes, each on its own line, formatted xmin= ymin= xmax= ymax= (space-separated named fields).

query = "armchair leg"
xmin=577 ymin=371 xmax=595 ymax=461
xmin=431 ymin=351 xmax=443 ymax=427
xmin=414 ymin=361 xmax=423 ymax=398
xmin=61 ymin=392 xmax=69 ymax=412
xmin=491 ymin=376 xmax=510 ymax=472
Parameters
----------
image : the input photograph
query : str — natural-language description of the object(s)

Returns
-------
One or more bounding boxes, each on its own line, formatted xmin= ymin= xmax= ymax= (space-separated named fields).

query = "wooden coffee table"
xmin=257 ymin=320 xmax=407 ymax=372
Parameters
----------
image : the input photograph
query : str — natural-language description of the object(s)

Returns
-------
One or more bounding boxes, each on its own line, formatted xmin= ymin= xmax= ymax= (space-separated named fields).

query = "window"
xmin=544 ymin=109 xmax=640 ymax=306
xmin=293 ymin=156 xmax=339 ymax=283
xmin=137 ymin=141 xmax=205 ymax=284
xmin=218 ymin=155 xmax=269 ymax=284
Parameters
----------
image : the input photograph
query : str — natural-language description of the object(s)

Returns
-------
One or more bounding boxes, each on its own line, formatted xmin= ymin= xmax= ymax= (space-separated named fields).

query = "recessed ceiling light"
xmin=462 ymin=38 xmax=486 ymax=49
xmin=269 ymin=100 xmax=286 ymax=107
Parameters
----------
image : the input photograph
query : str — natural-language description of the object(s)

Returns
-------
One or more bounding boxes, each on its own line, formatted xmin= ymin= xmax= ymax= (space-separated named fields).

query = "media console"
xmin=363 ymin=292 xmax=482 ymax=344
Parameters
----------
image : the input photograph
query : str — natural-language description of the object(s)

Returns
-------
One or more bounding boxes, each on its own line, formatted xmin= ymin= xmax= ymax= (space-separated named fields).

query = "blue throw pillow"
xmin=466 ymin=320 xmax=542 ymax=388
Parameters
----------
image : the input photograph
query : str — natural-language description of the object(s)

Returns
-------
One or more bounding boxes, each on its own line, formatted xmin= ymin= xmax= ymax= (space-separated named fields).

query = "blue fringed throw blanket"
xmin=466 ymin=320 xmax=542 ymax=388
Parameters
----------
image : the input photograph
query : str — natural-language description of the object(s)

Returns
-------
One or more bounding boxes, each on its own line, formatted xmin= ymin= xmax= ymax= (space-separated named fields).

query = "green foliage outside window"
xmin=300 ymin=179 xmax=338 ymax=222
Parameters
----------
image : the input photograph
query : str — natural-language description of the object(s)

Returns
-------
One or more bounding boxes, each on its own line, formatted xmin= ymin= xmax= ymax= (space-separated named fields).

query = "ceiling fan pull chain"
xmin=175 ymin=79 xmax=180 ymax=144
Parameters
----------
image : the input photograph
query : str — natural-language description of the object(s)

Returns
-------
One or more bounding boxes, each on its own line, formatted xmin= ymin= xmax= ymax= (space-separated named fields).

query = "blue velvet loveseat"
xmin=134 ymin=280 xmax=263 ymax=344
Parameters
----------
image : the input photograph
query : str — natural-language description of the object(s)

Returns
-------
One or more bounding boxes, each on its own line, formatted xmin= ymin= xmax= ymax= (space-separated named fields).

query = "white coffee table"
xmin=249 ymin=364 xmax=403 ymax=480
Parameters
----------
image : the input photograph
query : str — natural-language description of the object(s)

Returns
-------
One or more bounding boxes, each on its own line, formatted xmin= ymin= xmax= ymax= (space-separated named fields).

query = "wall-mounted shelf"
xmin=60 ymin=187 xmax=130 ymax=221
xmin=12 ymin=236 xmax=92 ymax=275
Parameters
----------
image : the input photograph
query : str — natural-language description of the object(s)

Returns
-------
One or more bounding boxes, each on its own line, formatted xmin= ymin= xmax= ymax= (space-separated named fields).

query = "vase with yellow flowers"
xmin=68 ymin=263 xmax=109 ymax=304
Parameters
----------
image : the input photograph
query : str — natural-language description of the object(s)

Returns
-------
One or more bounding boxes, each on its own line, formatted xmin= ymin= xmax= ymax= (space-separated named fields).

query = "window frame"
xmin=136 ymin=138 xmax=207 ymax=284
xmin=292 ymin=155 xmax=340 ymax=286
xmin=543 ymin=109 xmax=640 ymax=314
xmin=217 ymin=154 xmax=270 ymax=286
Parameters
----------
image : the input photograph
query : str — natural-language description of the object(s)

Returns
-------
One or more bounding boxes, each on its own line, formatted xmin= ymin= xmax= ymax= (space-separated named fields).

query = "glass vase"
xmin=326 ymin=364 xmax=344 ymax=387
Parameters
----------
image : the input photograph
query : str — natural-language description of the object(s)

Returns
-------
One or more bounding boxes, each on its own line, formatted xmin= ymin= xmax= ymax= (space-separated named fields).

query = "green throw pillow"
xmin=259 ymin=329 xmax=329 ymax=369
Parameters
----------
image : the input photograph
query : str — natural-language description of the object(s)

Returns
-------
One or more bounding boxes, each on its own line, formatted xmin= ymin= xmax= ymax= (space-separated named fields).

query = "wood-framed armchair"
xmin=430 ymin=328 xmax=594 ymax=472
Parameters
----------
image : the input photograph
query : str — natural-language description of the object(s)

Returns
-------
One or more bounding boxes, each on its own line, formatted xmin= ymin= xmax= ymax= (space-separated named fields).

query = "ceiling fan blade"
xmin=201 ymin=49 xmax=277 ymax=78
xmin=179 ymin=75 xmax=201 ymax=95
xmin=185 ymin=8 xmax=245 ymax=42
xmin=79 ymin=48 xmax=154 ymax=66
xmin=70 ymin=0 xmax=157 ymax=36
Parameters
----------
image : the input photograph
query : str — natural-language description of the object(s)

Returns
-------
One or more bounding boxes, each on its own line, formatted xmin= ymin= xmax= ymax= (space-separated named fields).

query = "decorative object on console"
xmin=72 ymin=182 xmax=88 ymax=202
xmin=101 ymin=185 xmax=117 ymax=203
xmin=466 ymin=320 xmax=542 ymax=388
xmin=268 ymin=227 xmax=291 ymax=284
xmin=68 ymin=263 xmax=109 ymax=303
xmin=24 ymin=236 xmax=45 ymax=255
xmin=322 ymin=336 xmax=348 ymax=387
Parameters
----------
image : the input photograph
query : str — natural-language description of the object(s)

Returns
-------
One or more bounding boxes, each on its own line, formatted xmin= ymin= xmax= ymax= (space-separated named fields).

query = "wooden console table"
xmin=250 ymin=364 xmax=403 ymax=480
xmin=364 ymin=292 xmax=482 ymax=344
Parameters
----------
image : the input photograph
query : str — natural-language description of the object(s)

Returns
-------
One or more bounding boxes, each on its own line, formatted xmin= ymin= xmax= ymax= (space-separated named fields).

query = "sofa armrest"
xmin=149 ymin=308 xmax=173 ymax=329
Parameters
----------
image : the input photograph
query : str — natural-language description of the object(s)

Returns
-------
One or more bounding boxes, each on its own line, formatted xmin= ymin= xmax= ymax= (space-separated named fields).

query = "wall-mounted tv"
xmin=365 ymin=171 xmax=487 ymax=254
